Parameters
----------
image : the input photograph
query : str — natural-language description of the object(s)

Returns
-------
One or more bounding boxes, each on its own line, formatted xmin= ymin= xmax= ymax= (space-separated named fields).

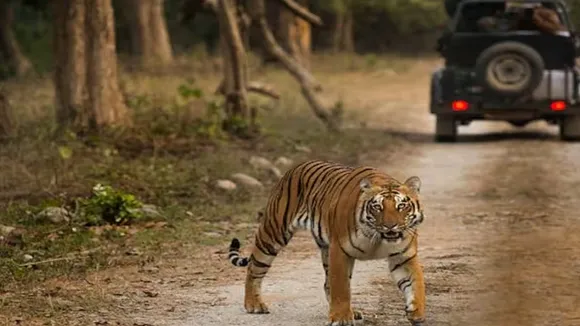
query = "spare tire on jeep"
xmin=474 ymin=41 xmax=545 ymax=97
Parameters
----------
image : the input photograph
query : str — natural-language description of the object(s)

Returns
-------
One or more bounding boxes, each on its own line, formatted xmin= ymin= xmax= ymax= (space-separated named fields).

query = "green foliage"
xmin=126 ymin=94 xmax=152 ymax=110
xmin=567 ymin=0 xmax=580 ymax=30
xmin=57 ymin=145 xmax=73 ymax=160
xmin=222 ymin=114 xmax=253 ymax=137
xmin=175 ymin=79 xmax=227 ymax=139
xmin=197 ymin=98 xmax=226 ymax=139
xmin=174 ymin=79 xmax=259 ymax=139
xmin=177 ymin=79 xmax=204 ymax=99
xmin=315 ymin=0 xmax=351 ymax=14
xmin=313 ymin=0 xmax=446 ymax=33
xmin=12 ymin=1 xmax=53 ymax=74
xmin=360 ymin=0 xmax=446 ymax=33
xmin=79 ymin=184 xmax=144 ymax=226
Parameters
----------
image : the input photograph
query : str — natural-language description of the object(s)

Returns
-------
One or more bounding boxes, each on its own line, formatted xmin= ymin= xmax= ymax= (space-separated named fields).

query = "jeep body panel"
xmin=430 ymin=67 xmax=580 ymax=116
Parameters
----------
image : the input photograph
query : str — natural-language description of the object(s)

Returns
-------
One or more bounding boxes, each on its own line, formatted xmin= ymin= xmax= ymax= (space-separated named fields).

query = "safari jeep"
xmin=431 ymin=0 xmax=580 ymax=142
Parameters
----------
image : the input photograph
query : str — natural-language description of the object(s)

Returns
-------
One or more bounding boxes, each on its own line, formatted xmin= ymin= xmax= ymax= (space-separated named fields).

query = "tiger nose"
xmin=384 ymin=222 xmax=397 ymax=229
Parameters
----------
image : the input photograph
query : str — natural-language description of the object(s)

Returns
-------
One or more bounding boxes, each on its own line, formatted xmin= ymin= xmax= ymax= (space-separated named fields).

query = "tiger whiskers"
xmin=369 ymin=229 xmax=382 ymax=244
xmin=360 ymin=225 xmax=381 ymax=243
xmin=403 ymin=228 xmax=418 ymax=238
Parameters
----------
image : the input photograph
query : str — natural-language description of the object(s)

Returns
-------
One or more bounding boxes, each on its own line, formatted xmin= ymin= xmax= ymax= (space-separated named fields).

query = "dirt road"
xmin=122 ymin=62 xmax=580 ymax=326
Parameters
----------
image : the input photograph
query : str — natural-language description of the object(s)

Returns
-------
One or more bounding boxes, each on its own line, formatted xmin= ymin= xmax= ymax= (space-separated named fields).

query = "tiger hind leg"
xmin=244 ymin=225 xmax=294 ymax=314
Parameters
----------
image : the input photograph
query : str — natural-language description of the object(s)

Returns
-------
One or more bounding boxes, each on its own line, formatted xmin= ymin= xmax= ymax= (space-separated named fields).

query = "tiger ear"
xmin=404 ymin=176 xmax=421 ymax=194
xmin=359 ymin=178 xmax=372 ymax=191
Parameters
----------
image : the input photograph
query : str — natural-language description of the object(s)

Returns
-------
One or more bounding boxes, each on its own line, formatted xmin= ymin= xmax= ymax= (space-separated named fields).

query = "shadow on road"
xmin=383 ymin=129 xmax=558 ymax=143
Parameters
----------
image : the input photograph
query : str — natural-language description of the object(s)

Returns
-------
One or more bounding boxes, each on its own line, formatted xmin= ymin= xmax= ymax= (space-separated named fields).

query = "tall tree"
xmin=53 ymin=0 xmax=129 ymax=132
xmin=0 ymin=89 xmax=14 ymax=138
xmin=275 ymin=0 xmax=312 ymax=68
xmin=194 ymin=0 xmax=338 ymax=134
xmin=122 ymin=0 xmax=174 ymax=67
xmin=0 ymin=0 xmax=33 ymax=77
xmin=330 ymin=0 xmax=354 ymax=52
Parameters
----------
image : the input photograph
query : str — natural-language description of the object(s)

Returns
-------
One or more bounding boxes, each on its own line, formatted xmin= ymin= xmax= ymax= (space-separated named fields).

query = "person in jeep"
xmin=475 ymin=2 xmax=566 ymax=34
xmin=532 ymin=3 xmax=567 ymax=33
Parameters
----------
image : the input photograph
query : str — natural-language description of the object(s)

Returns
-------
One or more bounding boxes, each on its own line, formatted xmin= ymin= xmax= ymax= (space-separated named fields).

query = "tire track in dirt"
xmin=464 ymin=138 xmax=580 ymax=326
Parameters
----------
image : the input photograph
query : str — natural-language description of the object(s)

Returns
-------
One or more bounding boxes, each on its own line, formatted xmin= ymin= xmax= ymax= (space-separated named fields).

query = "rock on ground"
xmin=274 ymin=156 xmax=294 ymax=167
xmin=231 ymin=173 xmax=263 ymax=188
xmin=249 ymin=156 xmax=274 ymax=170
xmin=35 ymin=207 xmax=71 ymax=224
xmin=268 ymin=166 xmax=283 ymax=179
xmin=215 ymin=179 xmax=237 ymax=191
xmin=249 ymin=156 xmax=282 ymax=179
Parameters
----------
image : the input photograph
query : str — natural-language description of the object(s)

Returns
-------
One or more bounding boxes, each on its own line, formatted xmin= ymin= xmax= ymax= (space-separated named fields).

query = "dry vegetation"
xmin=0 ymin=51 xmax=428 ymax=323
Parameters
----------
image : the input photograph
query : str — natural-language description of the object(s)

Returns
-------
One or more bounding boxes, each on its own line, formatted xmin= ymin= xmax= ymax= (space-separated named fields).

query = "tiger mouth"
xmin=381 ymin=231 xmax=403 ymax=241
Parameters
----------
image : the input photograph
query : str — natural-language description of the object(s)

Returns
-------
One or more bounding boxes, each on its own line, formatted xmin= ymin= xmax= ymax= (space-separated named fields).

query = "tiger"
xmin=227 ymin=160 xmax=427 ymax=326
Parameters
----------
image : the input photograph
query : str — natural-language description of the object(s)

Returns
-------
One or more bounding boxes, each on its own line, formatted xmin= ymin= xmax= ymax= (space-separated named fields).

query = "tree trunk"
xmin=0 ymin=90 xmax=14 ymax=138
xmin=332 ymin=8 xmax=354 ymax=52
xmin=292 ymin=14 xmax=311 ymax=69
xmin=247 ymin=0 xmax=341 ymax=132
xmin=53 ymin=0 xmax=130 ymax=133
xmin=53 ymin=0 xmax=88 ymax=128
xmin=276 ymin=3 xmax=294 ymax=53
xmin=0 ymin=0 xmax=33 ymax=77
xmin=217 ymin=0 xmax=250 ymax=134
xmin=332 ymin=11 xmax=343 ymax=52
xmin=276 ymin=0 xmax=311 ymax=68
xmin=149 ymin=0 xmax=173 ymax=63
xmin=341 ymin=9 xmax=354 ymax=52
xmin=123 ymin=0 xmax=173 ymax=67
xmin=85 ymin=0 xmax=130 ymax=127
xmin=258 ymin=1 xmax=282 ymax=64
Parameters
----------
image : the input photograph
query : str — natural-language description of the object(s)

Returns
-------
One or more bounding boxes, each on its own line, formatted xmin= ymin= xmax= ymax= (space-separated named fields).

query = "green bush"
xmin=79 ymin=184 xmax=144 ymax=225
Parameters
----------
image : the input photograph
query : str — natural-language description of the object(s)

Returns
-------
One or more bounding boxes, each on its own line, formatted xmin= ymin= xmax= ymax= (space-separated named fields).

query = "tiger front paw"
xmin=405 ymin=306 xmax=425 ymax=325
xmin=244 ymin=298 xmax=269 ymax=314
xmin=327 ymin=310 xmax=357 ymax=326
xmin=406 ymin=313 xmax=426 ymax=326
xmin=326 ymin=320 xmax=355 ymax=326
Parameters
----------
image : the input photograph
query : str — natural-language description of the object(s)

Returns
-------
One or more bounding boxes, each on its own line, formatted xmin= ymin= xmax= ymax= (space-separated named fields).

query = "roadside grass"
xmin=0 ymin=53 xmax=417 ymax=319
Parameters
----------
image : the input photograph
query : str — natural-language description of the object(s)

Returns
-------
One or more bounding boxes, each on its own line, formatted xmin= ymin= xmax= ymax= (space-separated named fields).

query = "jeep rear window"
xmin=454 ymin=1 xmax=568 ymax=33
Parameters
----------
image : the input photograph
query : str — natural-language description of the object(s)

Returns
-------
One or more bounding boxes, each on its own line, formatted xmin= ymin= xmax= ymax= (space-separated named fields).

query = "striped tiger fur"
xmin=228 ymin=160 xmax=427 ymax=326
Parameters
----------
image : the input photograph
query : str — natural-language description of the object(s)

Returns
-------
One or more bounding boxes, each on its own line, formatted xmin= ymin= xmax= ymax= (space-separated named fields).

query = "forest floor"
xmin=2 ymin=54 xmax=580 ymax=326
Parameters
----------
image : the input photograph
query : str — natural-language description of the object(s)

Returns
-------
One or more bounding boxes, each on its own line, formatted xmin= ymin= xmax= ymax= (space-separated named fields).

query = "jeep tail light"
xmin=550 ymin=101 xmax=566 ymax=111
xmin=451 ymin=100 xmax=469 ymax=111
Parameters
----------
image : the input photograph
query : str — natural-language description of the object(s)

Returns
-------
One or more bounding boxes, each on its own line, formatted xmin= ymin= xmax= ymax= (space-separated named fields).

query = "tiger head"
xmin=358 ymin=176 xmax=424 ymax=243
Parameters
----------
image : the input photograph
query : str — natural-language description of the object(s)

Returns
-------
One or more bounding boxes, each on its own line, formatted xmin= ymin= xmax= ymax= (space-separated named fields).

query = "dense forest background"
xmin=2 ymin=0 xmax=451 ymax=78
xmin=5 ymin=0 xmax=580 ymax=78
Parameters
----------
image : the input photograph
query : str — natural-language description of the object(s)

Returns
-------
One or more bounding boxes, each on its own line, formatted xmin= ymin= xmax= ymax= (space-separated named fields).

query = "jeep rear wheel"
xmin=475 ymin=42 xmax=544 ymax=97
xmin=560 ymin=115 xmax=580 ymax=141
xmin=435 ymin=115 xmax=457 ymax=142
